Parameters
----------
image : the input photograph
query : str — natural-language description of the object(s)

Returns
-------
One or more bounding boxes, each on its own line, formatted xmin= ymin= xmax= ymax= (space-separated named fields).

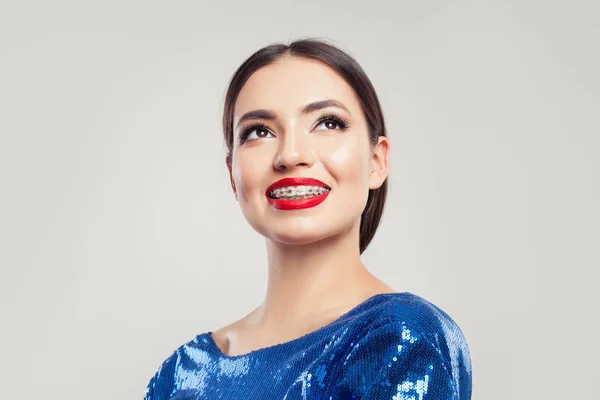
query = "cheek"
xmin=320 ymin=135 xmax=371 ymax=184
xmin=232 ymin=152 xmax=261 ymax=195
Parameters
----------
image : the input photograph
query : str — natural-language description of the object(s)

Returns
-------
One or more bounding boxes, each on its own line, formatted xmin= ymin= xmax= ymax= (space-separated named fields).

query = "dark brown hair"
xmin=222 ymin=39 xmax=388 ymax=254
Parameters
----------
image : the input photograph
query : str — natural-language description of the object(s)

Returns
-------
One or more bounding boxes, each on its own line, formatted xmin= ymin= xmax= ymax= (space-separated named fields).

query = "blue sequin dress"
xmin=144 ymin=292 xmax=472 ymax=399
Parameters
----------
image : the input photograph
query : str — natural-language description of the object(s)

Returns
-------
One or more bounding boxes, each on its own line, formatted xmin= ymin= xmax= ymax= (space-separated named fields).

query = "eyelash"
xmin=238 ymin=113 xmax=351 ymax=145
xmin=316 ymin=113 xmax=350 ymax=131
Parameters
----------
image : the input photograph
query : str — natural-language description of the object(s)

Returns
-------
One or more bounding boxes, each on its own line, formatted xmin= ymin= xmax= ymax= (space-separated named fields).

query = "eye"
xmin=239 ymin=124 xmax=275 ymax=144
xmin=247 ymin=127 xmax=273 ymax=140
xmin=313 ymin=114 xmax=350 ymax=131
xmin=315 ymin=120 xmax=341 ymax=130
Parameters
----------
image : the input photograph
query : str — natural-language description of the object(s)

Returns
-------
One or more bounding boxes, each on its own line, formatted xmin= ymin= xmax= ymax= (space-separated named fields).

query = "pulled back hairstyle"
xmin=223 ymin=39 xmax=388 ymax=254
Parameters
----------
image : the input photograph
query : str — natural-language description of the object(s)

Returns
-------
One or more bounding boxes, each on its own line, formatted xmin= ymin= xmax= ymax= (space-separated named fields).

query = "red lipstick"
xmin=266 ymin=177 xmax=330 ymax=210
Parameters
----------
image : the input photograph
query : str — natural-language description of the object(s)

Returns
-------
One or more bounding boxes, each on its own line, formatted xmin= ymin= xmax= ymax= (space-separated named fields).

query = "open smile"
xmin=265 ymin=177 xmax=331 ymax=210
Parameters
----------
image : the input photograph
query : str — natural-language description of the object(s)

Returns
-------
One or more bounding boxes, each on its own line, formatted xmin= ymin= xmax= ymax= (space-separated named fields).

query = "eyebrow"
xmin=235 ymin=99 xmax=351 ymax=129
xmin=302 ymin=99 xmax=350 ymax=115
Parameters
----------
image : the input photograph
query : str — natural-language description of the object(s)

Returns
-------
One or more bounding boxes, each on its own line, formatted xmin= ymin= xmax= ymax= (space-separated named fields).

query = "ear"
xmin=368 ymin=136 xmax=390 ymax=190
xmin=226 ymin=155 xmax=238 ymax=200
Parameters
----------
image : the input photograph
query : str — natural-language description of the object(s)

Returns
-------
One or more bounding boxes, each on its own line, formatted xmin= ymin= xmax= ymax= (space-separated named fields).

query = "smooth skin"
xmin=216 ymin=55 xmax=394 ymax=357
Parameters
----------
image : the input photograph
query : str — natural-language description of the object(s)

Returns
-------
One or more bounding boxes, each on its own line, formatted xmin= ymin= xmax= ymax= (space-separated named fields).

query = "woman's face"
xmin=228 ymin=56 xmax=388 ymax=247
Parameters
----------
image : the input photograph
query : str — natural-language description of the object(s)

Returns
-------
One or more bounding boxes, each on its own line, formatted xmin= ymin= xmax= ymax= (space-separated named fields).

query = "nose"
xmin=273 ymin=128 xmax=315 ymax=171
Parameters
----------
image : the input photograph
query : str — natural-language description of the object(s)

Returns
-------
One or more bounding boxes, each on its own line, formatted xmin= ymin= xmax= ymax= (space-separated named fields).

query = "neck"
xmin=249 ymin=221 xmax=389 ymax=330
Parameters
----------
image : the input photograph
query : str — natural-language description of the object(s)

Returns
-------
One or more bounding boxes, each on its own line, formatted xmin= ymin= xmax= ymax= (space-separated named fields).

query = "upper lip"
xmin=266 ymin=177 xmax=330 ymax=196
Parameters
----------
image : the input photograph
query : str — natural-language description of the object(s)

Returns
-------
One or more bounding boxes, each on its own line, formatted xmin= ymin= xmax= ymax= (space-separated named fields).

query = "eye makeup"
xmin=313 ymin=112 xmax=350 ymax=131
xmin=237 ymin=112 xmax=351 ymax=145
xmin=238 ymin=122 xmax=272 ymax=145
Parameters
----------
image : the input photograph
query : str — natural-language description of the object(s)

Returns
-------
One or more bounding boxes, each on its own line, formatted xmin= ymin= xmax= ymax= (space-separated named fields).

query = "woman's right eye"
xmin=240 ymin=125 xmax=274 ymax=143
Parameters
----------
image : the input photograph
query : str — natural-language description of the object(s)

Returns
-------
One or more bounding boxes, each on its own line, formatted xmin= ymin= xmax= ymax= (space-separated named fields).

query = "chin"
xmin=267 ymin=230 xmax=332 ymax=247
xmin=272 ymin=218 xmax=325 ymax=235
xmin=243 ymin=207 xmax=360 ymax=247
xmin=249 ymin=221 xmax=334 ymax=247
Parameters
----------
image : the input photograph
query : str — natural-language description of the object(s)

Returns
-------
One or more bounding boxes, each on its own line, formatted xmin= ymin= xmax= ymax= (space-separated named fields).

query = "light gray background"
xmin=1 ymin=0 xmax=598 ymax=399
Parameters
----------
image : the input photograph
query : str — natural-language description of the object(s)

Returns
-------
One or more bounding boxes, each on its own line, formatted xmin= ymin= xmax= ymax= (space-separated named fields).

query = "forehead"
xmin=234 ymin=56 xmax=362 ymax=117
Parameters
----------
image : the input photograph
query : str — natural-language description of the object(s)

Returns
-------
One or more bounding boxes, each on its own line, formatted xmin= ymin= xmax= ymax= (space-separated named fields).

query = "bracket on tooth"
xmin=270 ymin=186 xmax=329 ymax=199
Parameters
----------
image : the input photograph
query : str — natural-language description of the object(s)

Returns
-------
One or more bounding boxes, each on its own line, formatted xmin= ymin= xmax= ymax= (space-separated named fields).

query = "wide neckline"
xmin=204 ymin=291 xmax=413 ymax=359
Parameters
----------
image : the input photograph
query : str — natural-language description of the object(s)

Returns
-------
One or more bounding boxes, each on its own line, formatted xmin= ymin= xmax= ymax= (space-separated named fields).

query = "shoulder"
xmin=327 ymin=293 xmax=472 ymax=399
xmin=369 ymin=292 xmax=463 ymax=329
xmin=371 ymin=292 xmax=472 ymax=372
xmin=144 ymin=334 xmax=212 ymax=400
xmin=362 ymin=292 xmax=470 ymax=351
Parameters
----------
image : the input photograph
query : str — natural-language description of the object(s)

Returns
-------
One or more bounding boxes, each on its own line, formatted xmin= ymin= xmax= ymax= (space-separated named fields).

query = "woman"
xmin=144 ymin=39 xmax=472 ymax=399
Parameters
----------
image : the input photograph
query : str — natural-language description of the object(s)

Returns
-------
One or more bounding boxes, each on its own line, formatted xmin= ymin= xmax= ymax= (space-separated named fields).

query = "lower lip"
xmin=266 ymin=191 xmax=330 ymax=210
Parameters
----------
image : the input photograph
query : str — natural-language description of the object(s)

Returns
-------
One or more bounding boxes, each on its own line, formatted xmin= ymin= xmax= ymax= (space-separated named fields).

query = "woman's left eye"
xmin=314 ymin=118 xmax=347 ymax=131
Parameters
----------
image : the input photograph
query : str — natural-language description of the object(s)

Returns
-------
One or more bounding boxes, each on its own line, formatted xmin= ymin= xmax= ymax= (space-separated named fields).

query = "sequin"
xmin=144 ymin=292 xmax=472 ymax=399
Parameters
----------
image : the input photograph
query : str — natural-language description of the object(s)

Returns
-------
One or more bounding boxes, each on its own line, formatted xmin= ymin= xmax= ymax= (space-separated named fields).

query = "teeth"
xmin=270 ymin=185 xmax=330 ymax=199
